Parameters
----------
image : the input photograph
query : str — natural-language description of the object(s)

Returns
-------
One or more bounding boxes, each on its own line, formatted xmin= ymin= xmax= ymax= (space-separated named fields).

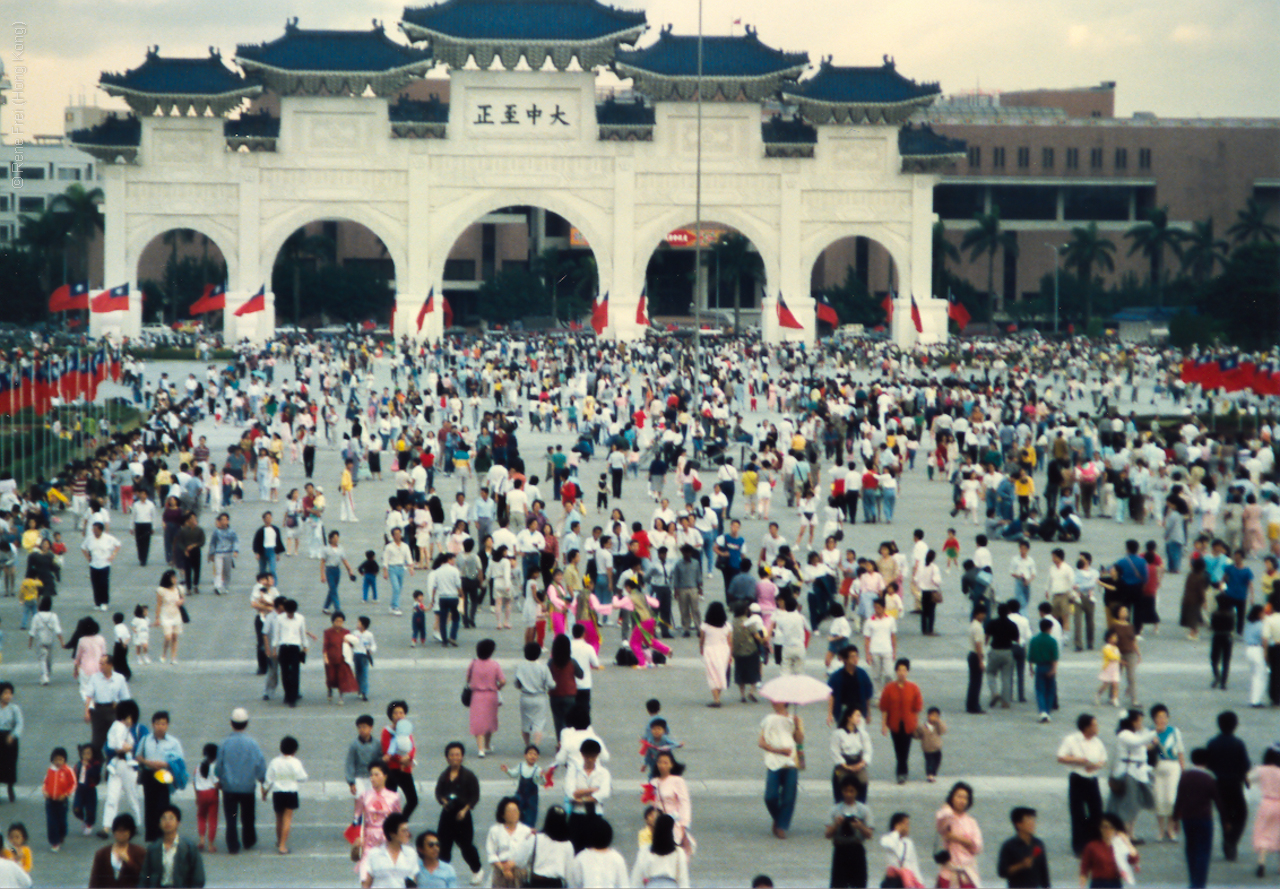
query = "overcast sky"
xmin=6 ymin=0 xmax=1279 ymax=137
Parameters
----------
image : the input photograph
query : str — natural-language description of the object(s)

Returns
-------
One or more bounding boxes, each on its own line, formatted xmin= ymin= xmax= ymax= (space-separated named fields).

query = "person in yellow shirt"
xmin=741 ymin=467 xmax=760 ymax=518
xmin=339 ymin=459 xmax=357 ymax=523
xmin=1014 ymin=469 xmax=1036 ymax=521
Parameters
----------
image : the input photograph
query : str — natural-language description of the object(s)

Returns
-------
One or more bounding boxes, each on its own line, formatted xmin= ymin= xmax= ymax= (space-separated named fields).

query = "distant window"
xmin=1089 ymin=148 xmax=1103 ymax=170
xmin=1042 ymin=148 xmax=1054 ymax=169
xmin=18 ymin=196 xmax=44 ymax=213
xmin=443 ymin=259 xmax=476 ymax=281
xmin=0 ymin=225 xmax=10 ymax=241
xmin=1114 ymin=148 xmax=1127 ymax=170
xmin=502 ymin=260 xmax=529 ymax=273
xmin=967 ymin=146 xmax=981 ymax=168
xmin=18 ymin=166 xmax=45 ymax=180
xmin=0 ymin=196 xmax=8 ymax=212
xmin=1065 ymin=148 xmax=1079 ymax=170
xmin=57 ymin=167 xmax=83 ymax=181
xmin=1138 ymin=148 xmax=1151 ymax=170
xmin=992 ymin=147 xmax=1006 ymax=169
xmin=1091 ymin=111 xmax=1102 ymax=118
xmin=1016 ymin=147 xmax=1030 ymax=168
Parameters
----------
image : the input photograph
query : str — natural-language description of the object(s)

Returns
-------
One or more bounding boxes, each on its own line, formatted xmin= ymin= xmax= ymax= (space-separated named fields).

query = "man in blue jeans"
xmin=759 ymin=700 xmax=803 ymax=838
xmin=1027 ymin=619 xmax=1059 ymax=723
xmin=214 ymin=707 xmax=266 ymax=854
xmin=251 ymin=512 xmax=284 ymax=583
xmin=320 ymin=531 xmax=356 ymax=613
xmin=1172 ymin=747 xmax=1224 ymax=888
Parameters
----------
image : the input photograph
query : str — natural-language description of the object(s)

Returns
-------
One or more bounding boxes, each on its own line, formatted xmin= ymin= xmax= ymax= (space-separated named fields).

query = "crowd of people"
xmin=1 ymin=328 xmax=1279 ymax=888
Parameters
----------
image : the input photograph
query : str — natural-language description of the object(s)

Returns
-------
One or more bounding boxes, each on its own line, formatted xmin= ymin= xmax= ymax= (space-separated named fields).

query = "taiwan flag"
xmin=881 ymin=294 xmax=894 ymax=323
xmin=234 ymin=286 xmax=266 ymax=316
xmin=776 ymin=294 xmax=803 ymax=330
xmin=636 ymin=287 xmax=650 ymax=327
xmin=910 ymin=295 xmax=924 ymax=333
xmin=816 ymin=295 xmax=839 ymax=327
xmin=190 ymin=283 xmax=226 ymax=315
xmin=417 ymin=288 xmax=433 ymax=332
xmin=1222 ymin=354 xmax=1254 ymax=393
xmin=440 ymin=295 xmax=454 ymax=329
xmin=591 ymin=292 xmax=609 ymax=335
xmin=49 ymin=282 xmax=89 ymax=312
xmin=947 ymin=291 xmax=971 ymax=331
xmin=1250 ymin=361 xmax=1277 ymax=397
xmin=90 ymin=283 xmax=130 ymax=313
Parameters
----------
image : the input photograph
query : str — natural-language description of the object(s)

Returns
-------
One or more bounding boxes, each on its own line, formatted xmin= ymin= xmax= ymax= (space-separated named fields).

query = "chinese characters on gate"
xmin=474 ymin=102 xmax=570 ymax=126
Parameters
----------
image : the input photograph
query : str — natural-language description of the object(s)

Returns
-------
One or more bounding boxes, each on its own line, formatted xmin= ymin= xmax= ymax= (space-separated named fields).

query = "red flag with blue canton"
xmin=234 ymin=286 xmax=266 ymax=316
xmin=947 ymin=292 xmax=971 ymax=331
xmin=910 ymin=295 xmax=924 ymax=333
xmin=591 ymin=292 xmax=609 ymax=335
xmin=776 ymin=294 xmax=803 ymax=330
xmin=817 ymin=295 xmax=838 ymax=327
xmin=49 ymin=282 xmax=89 ymax=312
xmin=90 ymin=283 xmax=130 ymax=313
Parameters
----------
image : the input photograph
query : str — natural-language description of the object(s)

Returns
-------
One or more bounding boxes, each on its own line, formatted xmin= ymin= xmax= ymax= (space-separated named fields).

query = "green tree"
xmin=1226 ymin=197 xmax=1279 ymax=245
xmin=161 ymin=229 xmax=195 ymax=324
xmin=534 ymin=246 xmax=578 ymax=322
xmin=817 ymin=265 xmax=882 ymax=327
xmin=475 ymin=267 xmax=550 ymax=325
xmin=1179 ymin=218 xmax=1228 ymax=283
xmin=1062 ymin=221 xmax=1115 ymax=326
xmin=273 ymin=229 xmax=336 ymax=325
xmin=17 ymin=210 xmax=70 ymax=297
xmin=48 ymin=183 xmax=104 ymax=284
xmin=961 ymin=207 xmax=1017 ymax=323
xmin=708 ymin=232 xmax=765 ymax=333
xmin=567 ymin=253 xmax=598 ymax=322
xmin=931 ymin=220 xmax=960 ymax=301
xmin=1124 ymin=206 xmax=1182 ymax=308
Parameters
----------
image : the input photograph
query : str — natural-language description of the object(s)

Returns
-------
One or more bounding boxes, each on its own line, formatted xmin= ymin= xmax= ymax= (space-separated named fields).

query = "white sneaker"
xmin=390 ymin=609 xmax=403 ymax=616
xmin=469 ymin=869 xmax=485 ymax=886
xmin=1038 ymin=713 xmax=1050 ymax=723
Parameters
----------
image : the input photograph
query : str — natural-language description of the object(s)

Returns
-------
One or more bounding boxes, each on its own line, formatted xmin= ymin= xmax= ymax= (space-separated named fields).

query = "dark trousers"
xmin=1183 ymin=816 xmax=1213 ymax=888
xmin=1271 ymin=645 xmax=1280 ymax=704
xmin=386 ymin=768 xmax=417 ymax=821
xmin=923 ymin=750 xmax=941 ymax=779
xmin=135 ymin=524 xmax=153 ymax=566
xmin=1012 ymin=643 xmax=1027 ymax=702
xmin=920 ymin=594 xmax=937 ymax=635
xmin=830 ymin=841 xmax=868 ymax=888
xmin=438 ymin=809 xmax=480 ymax=873
xmin=843 ymin=491 xmax=859 ymax=524
xmin=45 ymin=798 xmax=69 ymax=847
xmin=652 ymin=587 xmax=674 ymax=637
xmin=1068 ymin=774 xmax=1103 ymax=856
xmin=222 ymin=790 xmax=257 ymax=853
xmin=140 ymin=769 xmax=170 ymax=841
xmin=1210 ymin=633 xmax=1233 ymax=687
xmin=574 ymin=689 xmax=592 ymax=725
xmin=254 ymin=616 xmax=268 ymax=674
xmin=278 ymin=644 xmax=302 ymax=705
xmin=550 ymin=695 xmax=575 ymax=742
xmin=965 ymin=652 xmax=983 ymax=712
xmin=302 ymin=446 xmax=315 ymax=478
xmin=90 ymin=566 xmax=111 ymax=607
xmin=462 ymin=578 xmax=482 ymax=628
xmin=610 ymin=468 xmax=623 ymax=499
xmin=1220 ymin=783 xmax=1246 ymax=860
xmin=890 ymin=730 xmax=912 ymax=780
xmin=438 ymin=598 xmax=460 ymax=642
xmin=90 ymin=704 xmax=116 ymax=753
xmin=182 ymin=547 xmax=202 ymax=591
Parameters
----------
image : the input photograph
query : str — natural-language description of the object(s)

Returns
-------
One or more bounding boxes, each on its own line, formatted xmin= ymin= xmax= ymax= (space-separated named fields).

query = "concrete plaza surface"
xmin=4 ymin=359 xmax=1275 ymax=888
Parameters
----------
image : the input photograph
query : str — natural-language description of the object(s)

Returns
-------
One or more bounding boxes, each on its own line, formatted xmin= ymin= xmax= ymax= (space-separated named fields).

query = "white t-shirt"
xmin=864 ymin=616 xmax=897 ymax=656
xmin=772 ymin=610 xmax=808 ymax=650
xmin=759 ymin=712 xmax=798 ymax=771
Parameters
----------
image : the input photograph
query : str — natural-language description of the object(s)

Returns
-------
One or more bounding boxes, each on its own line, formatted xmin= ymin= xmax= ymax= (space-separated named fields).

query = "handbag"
xmin=1108 ymin=776 xmax=1127 ymax=797
xmin=461 ymin=687 xmax=472 ymax=707
xmin=179 ymin=605 xmax=191 ymax=624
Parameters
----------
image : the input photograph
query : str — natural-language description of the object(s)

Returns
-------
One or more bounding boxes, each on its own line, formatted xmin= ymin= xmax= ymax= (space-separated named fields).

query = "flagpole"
xmin=692 ymin=0 xmax=705 ymax=408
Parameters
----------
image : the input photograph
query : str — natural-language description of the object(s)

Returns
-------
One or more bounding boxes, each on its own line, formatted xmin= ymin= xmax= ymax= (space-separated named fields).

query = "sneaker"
xmin=390 ymin=609 xmax=403 ymax=616
xmin=470 ymin=869 xmax=485 ymax=886
xmin=82 ymin=826 xmax=94 ymax=837
xmin=1038 ymin=713 xmax=1050 ymax=723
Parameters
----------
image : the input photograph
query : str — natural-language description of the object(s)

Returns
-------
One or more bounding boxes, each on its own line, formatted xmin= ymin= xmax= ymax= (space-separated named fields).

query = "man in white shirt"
xmin=101 ymin=699 xmax=144 ymax=837
xmin=1009 ymin=540 xmax=1036 ymax=610
xmin=758 ymin=701 xmax=802 ymax=839
xmin=382 ymin=527 xmax=415 ymax=616
xmin=772 ymin=598 xmax=810 ymax=675
xmin=863 ymin=600 xmax=898 ymax=691
xmin=1006 ymin=601 xmax=1032 ymax=705
xmin=81 ymin=522 xmax=122 ymax=611
xmin=433 ymin=552 xmax=464 ymax=646
xmin=1056 ymin=714 xmax=1108 ymax=855
xmin=130 ymin=488 xmax=158 ymax=567
xmin=564 ymin=739 xmax=611 ymax=845
xmin=1045 ymin=547 xmax=1075 ymax=634
xmin=758 ymin=523 xmax=786 ymax=568
xmin=569 ymin=624 xmax=602 ymax=722
xmin=910 ymin=529 xmax=929 ymax=612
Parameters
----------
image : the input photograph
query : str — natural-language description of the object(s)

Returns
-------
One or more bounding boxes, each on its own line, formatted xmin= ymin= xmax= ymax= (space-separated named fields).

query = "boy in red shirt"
xmin=42 ymin=746 xmax=77 ymax=851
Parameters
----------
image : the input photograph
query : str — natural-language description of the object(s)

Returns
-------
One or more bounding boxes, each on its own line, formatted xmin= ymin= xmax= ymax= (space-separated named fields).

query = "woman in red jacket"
xmin=879 ymin=657 xmax=924 ymax=784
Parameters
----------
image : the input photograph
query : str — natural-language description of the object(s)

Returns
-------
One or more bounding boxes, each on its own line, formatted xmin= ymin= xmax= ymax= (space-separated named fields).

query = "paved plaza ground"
xmin=5 ymin=358 xmax=1276 ymax=888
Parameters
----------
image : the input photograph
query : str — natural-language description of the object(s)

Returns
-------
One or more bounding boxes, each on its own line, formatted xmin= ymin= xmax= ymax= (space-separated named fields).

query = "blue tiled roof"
xmin=224 ymin=110 xmax=280 ymax=139
xmin=596 ymin=96 xmax=654 ymax=125
xmin=237 ymin=20 xmax=431 ymax=72
xmin=616 ymin=26 xmax=808 ymax=78
xmin=389 ymin=94 xmax=450 ymax=123
xmin=784 ymin=58 xmax=940 ymax=104
xmin=762 ymin=114 xmax=816 ymax=144
xmin=898 ymin=123 xmax=965 ymax=157
xmin=70 ymin=113 xmax=141 ymax=147
xmin=100 ymin=48 xmax=252 ymax=96
xmin=402 ymin=0 xmax=646 ymax=42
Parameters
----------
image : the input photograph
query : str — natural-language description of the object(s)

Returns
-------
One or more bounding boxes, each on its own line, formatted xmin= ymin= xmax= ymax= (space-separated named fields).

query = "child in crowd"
xmin=882 ymin=582 xmax=904 ymax=621
xmin=826 ymin=603 xmax=851 ymax=668
xmin=943 ymin=529 xmax=961 ymax=573
xmin=131 ymin=605 xmax=151 ymax=665
xmin=640 ymin=718 xmax=682 ymax=778
xmin=597 ymin=474 xmax=610 ymax=512
xmin=354 ymin=617 xmax=376 ymax=702
xmin=410 ymin=590 xmax=427 ymax=648
xmin=194 ymin=743 xmax=220 ymax=852
xmin=17 ymin=576 xmax=40 ymax=631
xmin=345 ymin=716 xmax=380 ymax=798
xmin=1096 ymin=630 xmax=1121 ymax=707
xmin=915 ymin=707 xmax=947 ymax=783
xmin=2 ymin=823 xmax=30 ymax=872
xmin=358 ymin=551 xmax=379 ymax=603
xmin=111 ymin=613 xmax=132 ymax=680
xmin=71 ymin=745 xmax=100 ymax=837
xmin=637 ymin=806 xmax=658 ymax=848
xmin=42 ymin=747 xmax=76 ymax=851
xmin=499 ymin=744 xmax=543 ymax=828
xmin=263 ymin=736 xmax=307 ymax=855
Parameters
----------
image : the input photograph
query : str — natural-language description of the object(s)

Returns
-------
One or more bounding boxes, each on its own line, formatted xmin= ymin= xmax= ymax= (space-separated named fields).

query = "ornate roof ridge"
xmin=236 ymin=19 xmax=433 ymax=72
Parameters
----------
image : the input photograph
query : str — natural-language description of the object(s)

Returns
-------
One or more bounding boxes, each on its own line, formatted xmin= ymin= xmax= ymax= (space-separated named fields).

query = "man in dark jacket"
xmin=1173 ymin=747 xmax=1226 ymax=889
xmin=1204 ymin=710 xmax=1250 ymax=862
xmin=251 ymin=511 xmax=286 ymax=582
xmin=996 ymin=807 xmax=1050 ymax=888
xmin=139 ymin=805 xmax=205 ymax=888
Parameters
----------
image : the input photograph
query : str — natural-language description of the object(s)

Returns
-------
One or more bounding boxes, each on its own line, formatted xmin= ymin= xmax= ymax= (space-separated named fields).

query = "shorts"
xmin=272 ymin=791 xmax=299 ymax=814
xmin=828 ymin=639 xmax=847 ymax=655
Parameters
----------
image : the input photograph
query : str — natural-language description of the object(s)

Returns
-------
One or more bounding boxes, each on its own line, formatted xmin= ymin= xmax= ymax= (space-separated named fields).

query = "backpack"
xmin=732 ymin=617 xmax=759 ymax=657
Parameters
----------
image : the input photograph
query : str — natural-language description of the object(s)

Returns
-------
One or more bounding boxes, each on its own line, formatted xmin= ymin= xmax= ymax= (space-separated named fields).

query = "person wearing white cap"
xmin=214 ymin=707 xmax=266 ymax=854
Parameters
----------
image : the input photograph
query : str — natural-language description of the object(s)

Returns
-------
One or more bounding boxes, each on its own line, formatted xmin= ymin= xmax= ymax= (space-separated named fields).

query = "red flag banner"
xmin=910 ymin=295 xmax=923 ymax=333
xmin=881 ymin=294 xmax=894 ymax=323
xmin=417 ymin=289 xmax=433 ymax=332
xmin=946 ymin=292 xmax=971 ymax=331
xmin=234 ymin=286 xmax=266 ymax=316
xmin=90 ymin=284 xmax=130 ymax=313
xmin=817 ymin=296 xmax=838 ymax=327
xmin=591 ymin=292 xmax=609 ymax=335
xmin=636 ymin=289 xmax=649 ymax=326
xmin=776 ymin=294 xmax=803 ymax=330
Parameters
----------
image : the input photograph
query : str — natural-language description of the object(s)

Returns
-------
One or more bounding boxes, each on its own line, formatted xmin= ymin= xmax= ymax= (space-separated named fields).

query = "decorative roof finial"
xmin=146 ymin=45 xmax=159 ymax=59
xmin=286 ymin=17 xmax=299 ymax=31
xmin=745 ymin=24 xmax=757 ymax=37
xmin=661 ymin=23 xmax=672 ymax=35
xmin=883 ymin=54 xmax=895 ymax=68
xmin=822 ymin=54 xmax=832 ymax=66
xmin=209 ymin=46 xmax=220 ymax=59
xmin=372 ymin=18 xmax=384 ymax=32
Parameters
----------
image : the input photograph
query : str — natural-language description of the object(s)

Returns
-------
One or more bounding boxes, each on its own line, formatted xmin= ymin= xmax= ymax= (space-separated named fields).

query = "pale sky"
xmin=6 ymin=0 xmax=1279 ymax=137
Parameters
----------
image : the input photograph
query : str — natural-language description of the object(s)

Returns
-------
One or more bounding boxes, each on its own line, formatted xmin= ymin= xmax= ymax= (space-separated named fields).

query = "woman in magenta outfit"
xmin=613 ymin=583 xmax=671 ymax=668
xmin=573 ymin=587 xmax=611 ymax=654
xmin=546 ymin=570 xmax=571 ymax=639
xmin=466 ymin=638 xmax=506 ymax=756
xmin=352 ymin=760 xmax=401 ymax=866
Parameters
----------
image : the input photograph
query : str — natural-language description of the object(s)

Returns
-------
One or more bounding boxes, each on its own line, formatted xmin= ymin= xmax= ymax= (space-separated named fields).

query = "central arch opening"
xmin=810 ymin=235 xmax=900 ymax=329
xmin=442 ymin=206 xmax=598 ymax=329
xmin=643 ymin=222 xmax=765 ymax=331
xmin=270 ymin=219 xmax=396 ymax=328
xmin=136 ymin=228 xmax=228 ymax=325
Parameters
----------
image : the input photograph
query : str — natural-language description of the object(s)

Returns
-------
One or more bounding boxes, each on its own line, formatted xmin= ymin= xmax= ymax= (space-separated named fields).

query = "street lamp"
xmin=1045 ymin=243 xmax=1065 ymax=335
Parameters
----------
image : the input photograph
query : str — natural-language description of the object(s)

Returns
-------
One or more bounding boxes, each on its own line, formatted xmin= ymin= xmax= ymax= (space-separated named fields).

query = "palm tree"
xmin=1179 ymin=218 xmax=1229 ymax=283
xmin=276 ymin=228 xmax=335 ymax=325
xmin=1226 ymin=197 xmax=1279 ymax=245
xmin=1124 ymin=206 xmax=1182 ymax=308
xmin=48 ymin=183 xmax=103 ymax=284
xmin=161 ymin=228 xmax=195 ymax=324
xmin=708 ymin=231 xmax=764 ymax=333
xmin=931 ymin=220 xmax=960 ymax=300
xmin=1062 ymin=221 xmax=1115 ymax=326
xmin=17 ymin=210 xmax=71 ymax=298
xmin=535 ymin=246 xmax=579 ymax=322
xmin=961 ymin=207 xmax=1017 ymax=323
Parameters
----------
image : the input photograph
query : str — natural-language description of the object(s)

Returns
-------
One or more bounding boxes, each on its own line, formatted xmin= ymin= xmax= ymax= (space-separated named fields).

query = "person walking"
xmin=382 ymin=528 xmax=414 ymax=617
xmin=1172 ymin=747 xmax=1225 ymax=889
xmin=1027 ymin=619 xmax=1059 ymax=724
xmin=138 ymin=805 xmax=205 ymax=889
xmin=985 ymin=603 xmax=1018 ymax=709
xmin=996 ymin=807 xmax=1050 ymax=889
xmin=130 ymin=489 xmax=156 ymax=568
xmin=207 ymin=513 xmax=239 ymax=597
xmin=1247 ymin=746 xmax=1280 ymax=879
xmin=251 ymin=512 xmax=285 ymax=584
xmin=1150 ymin=704 xmax=1185 ymax=843
xmin=434 ymin=742 xmax=483 ymax=885
xmin=135 ymin=711 xmax=184 ymax=843
xmin=320 ymin=531 xmax=356 ymax=615
xmin=1205 ymin=710 xmax=1251 ymax=862
xmin=758 ymin=700 xmax=803 ymax=839
xmin=214 ymin=707 xmax=266 ymax=855
xmin=966 ymin=604 xmax=988 ymax=714
xmin=935 ymin=781 xmax=983 ymax=888
xmin=1057 ymin=714 xmax=1108 ymax=856
xmin=466 ymin=639 xmax=506 ymax=757
xmin=81 ymin=522 xmax=122 ymax=612
xmin=878 ymin=658 xmax=923 ymax=785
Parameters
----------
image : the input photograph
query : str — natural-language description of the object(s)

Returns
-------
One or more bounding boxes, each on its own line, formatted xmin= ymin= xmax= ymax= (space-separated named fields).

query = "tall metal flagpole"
xmin=692 ymin=0 xmax=705 ymax=409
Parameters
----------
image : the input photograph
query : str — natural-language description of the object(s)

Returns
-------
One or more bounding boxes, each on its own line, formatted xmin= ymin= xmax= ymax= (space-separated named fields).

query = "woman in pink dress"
xmin=466 ymin=639 xmax=506 ymax=756
xmin=352 ymin=760 xmax=401 ymax=865
xmin=935 ymin=781 xmax=983 ymax=888
xmin=572 ymin=586 xmax=611 ymax=653
xmin=755 ymin=567 xmax=778 ymax=634
xmin=1250 ymin=747 xmax=1280 ymax=878
xmin=546 ymin=570 xmax=571 ymax=639
xmin=652 ymin=751 xmax=694 ymax=854
xmin=1243 ymin=494 xmax=1266 ymax=557
xmin=698 ymin=602 xmax=732 ymax=707
xmin=72 ymin=617 xmax=107 ymax=701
